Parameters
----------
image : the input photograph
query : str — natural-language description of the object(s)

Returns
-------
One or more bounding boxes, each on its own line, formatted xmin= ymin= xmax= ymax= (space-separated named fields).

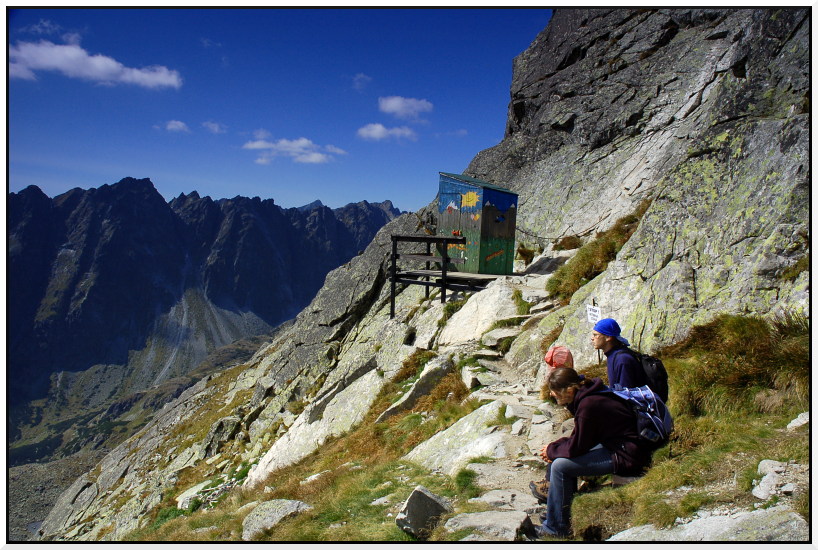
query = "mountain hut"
xmin=437 ymin=172 xmax=518 ymax=275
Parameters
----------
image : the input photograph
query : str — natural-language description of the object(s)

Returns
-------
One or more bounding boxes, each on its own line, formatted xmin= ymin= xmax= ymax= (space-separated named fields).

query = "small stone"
xmin=786 ymin=412 xmax=809 ymax=431
xmin=370 ymin=494 xmax=394 ymax=506
xmin=395 ymin=485 xmax=453 ymax=539
xmin=757 ymin=460 xmax=787 ymax=475
xmin=300 ymin=470 xmax=331 ymax=485
xmin=241 ymin=499 xmax=312 ymax=541
xmin=510 ymin=419 xmax=526 ymax=436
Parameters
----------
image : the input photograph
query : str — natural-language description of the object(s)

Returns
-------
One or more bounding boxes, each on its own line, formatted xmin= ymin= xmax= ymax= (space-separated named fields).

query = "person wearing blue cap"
xmin=591 ymin=318 xmax=649 ymax=390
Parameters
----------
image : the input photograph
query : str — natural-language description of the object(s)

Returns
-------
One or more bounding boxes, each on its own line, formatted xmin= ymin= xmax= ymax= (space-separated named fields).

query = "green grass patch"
xmin=487 ymin=316 xmax=527 ymax=332
xmin=456 ymin=355 xmax=481 ymax=371
xmin=437 ymin=297 xmax=469 ymax=327
xmin=454 ymin=469 xmax=482 ymax=499
xmin=491 ymin=403 xmax=517 ymax=426
xmin=150 ymin=506 xmax=188 ymax=531
xmin=512 ymin=288 xmax=532 ymax=315
xmin=546 ymin=200 xmax=651 ymax=303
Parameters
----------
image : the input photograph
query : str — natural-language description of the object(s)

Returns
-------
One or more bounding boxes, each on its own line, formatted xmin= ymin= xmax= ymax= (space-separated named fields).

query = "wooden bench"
xmin=389 ymin=234 xmax=504 ymax=318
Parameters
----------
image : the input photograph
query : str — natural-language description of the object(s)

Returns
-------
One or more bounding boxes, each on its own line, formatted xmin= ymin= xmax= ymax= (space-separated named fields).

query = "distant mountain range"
xmin=8 ymin=177 xmax=401 ymax=457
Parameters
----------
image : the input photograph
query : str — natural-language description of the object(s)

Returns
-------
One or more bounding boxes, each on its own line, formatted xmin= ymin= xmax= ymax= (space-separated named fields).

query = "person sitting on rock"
xmin=531 ymin=345 xmax=577 ymax=502
xmin=592 ymin=318 xmax=648 ymax=390
xmin=538 ymin=345 xmax=575 ymax=400
xmin=535 ymin=367 xmax=652 ymax=539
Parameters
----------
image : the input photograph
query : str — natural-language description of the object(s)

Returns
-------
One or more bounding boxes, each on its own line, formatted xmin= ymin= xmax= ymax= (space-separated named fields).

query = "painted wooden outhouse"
xmin=437 ymin=172 xmax=518 ymax=275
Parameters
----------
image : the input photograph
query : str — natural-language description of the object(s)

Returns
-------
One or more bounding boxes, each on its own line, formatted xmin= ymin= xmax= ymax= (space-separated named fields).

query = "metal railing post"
xmin=441 ymin=238 xmax=449 ymax=304
xmin=425 ymin=240 xmax=431 ymax=299
xmin=390 ymin=236 xmax=397 ymax=318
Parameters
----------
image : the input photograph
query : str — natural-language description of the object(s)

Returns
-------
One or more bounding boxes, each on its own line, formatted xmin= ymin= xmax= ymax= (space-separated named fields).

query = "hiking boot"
xmin=534 ymin=523 xmax=567 ymax=539
xmin=529 ymin=479 xmax=549 ymax=503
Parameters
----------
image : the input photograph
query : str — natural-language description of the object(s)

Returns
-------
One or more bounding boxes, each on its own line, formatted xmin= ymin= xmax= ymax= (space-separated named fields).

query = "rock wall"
xmin=466 ymin=8 xmax=809 ymax=365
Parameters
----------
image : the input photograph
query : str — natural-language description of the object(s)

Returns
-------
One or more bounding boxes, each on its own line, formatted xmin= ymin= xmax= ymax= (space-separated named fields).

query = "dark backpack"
xmin=606 ymin=385 xmax=674 ymax=447
xmin=624 ymin=349 xmax=669 ymax=403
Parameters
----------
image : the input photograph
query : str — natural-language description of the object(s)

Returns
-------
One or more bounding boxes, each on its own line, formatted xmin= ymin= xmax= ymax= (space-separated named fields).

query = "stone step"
xmin=481 ymin=326 xmax=523 ymax=347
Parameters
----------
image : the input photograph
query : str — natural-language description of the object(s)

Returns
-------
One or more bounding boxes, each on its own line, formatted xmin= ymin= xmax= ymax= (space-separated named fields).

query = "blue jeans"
xmin=542 ymin=446 xmax=614 ymax=536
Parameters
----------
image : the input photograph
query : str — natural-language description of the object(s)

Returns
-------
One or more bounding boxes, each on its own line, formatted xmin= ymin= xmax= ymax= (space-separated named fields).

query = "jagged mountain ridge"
xmin=8 ymin=177 xmax=400 ymax=446
xmin=32 ymin=8 xmax=809 ymax=542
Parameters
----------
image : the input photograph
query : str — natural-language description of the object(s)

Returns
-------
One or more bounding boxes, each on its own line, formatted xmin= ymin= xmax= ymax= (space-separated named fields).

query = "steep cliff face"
xmin=35 ymin=8 xmax=809 ymax=542
xmin=8 ymin=178 xmax=400 ymax=463
xmin=466 ymin=7 xmax=809 ymax=364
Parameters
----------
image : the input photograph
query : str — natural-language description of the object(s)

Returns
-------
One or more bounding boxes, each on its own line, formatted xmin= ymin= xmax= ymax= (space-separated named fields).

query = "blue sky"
xmin=8 ymin=8 xmax=552 ymax=212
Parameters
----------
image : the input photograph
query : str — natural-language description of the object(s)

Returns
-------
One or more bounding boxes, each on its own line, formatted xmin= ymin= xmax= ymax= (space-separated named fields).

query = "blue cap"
xmin=594 ymin=318 xmax=630 ymax=346
xmin=593 ymin=318 xmax=621 ymax=337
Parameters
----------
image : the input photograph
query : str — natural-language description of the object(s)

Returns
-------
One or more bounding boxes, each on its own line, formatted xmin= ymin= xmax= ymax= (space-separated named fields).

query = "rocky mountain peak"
xmin=297 ymin=199 xmax=324 ymax=212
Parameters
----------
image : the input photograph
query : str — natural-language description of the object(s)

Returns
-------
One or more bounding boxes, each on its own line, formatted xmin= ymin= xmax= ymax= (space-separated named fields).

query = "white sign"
xmin=586 ymin=305 xmax=602 ymax=324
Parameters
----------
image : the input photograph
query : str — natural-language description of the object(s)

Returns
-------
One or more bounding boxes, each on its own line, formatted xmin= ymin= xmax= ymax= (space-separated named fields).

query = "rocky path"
xmin=417 ymin=340 xmax=809 ymax=542
xmin=425 ymin=343 xmax=561 ymax=540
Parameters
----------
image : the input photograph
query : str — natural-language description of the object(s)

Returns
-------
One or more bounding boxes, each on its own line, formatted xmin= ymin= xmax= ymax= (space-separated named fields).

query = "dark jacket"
xmin=546 ymin=377 xmax=653 ymax=475
xmin=605 ymin=343 xmax=648 ymax=389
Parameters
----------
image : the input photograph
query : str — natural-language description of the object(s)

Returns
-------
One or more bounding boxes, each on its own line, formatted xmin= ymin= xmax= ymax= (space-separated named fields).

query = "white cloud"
xmin=294 ymin=151 xmax=331 ymax=164
xmin=20 ymin=19 xmax=63 ymax=36
xmin=202 ymin=121 xmax=227 ymax=134
xmin=243 ymin=139 xmax=274 ymax=150
xmin=378 ymin=96 xmax=433 ymax=120
xmin=9 ymin=39 xmax=182 ymax=89
xmin=200 ymin=37 xmax=222 ymax=48
xmin=165 ymin=120 xmax=191 ymax=132
xmin=357 ymin=123 xmax=417 ymax=141
xmin=253 ymin=128 xmax=272 ymax=140
xmin=352 ymin=72 xmax=372 ymax=91
xmin=242 ymin=136 xmax=346 ymax=164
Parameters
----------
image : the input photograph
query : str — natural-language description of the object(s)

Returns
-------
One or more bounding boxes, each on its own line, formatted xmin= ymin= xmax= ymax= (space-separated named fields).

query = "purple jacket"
xmin=605 ymin=343 xmax=649 ymax=389
xmin=546 ymin=377 xmax=652 ymax=475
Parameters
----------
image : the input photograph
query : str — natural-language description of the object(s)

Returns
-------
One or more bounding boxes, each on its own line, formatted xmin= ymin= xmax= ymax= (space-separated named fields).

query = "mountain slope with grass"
xmin=40 ymin=274 xmax=809 ymax=541
xmin=35 ymin=8 xmax=808 ymax=542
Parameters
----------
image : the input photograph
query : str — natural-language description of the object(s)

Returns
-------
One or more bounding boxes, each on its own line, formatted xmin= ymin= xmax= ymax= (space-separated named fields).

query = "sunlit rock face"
xmin=466 ymin=8 xmax=809 ymax=364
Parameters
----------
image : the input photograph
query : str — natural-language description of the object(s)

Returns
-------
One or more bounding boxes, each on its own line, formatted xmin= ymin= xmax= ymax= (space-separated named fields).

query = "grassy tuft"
xmin=539 ymin=324 xmax=565 ymax=358
xmin=516 ymin=244 xmax=538 ymax=265
xmin=393 ymin=349 xmax=438 ymax=384
xmin=454 ymin=469 xmax=482 ymax=499
xmin=487 ymin=316 xmax=527 ymax=332
xmin=437 ymin=296 xmax=469 ymax=327
xmin=553 ymin=235 xmax=582 ymax=251
xmin=546 ymin=200 xmax=651 ymax=303
xmin=496 ymin=336 xmax=516 ymax=355
xmin=512 ymin=288 xmax=532 ymax=315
